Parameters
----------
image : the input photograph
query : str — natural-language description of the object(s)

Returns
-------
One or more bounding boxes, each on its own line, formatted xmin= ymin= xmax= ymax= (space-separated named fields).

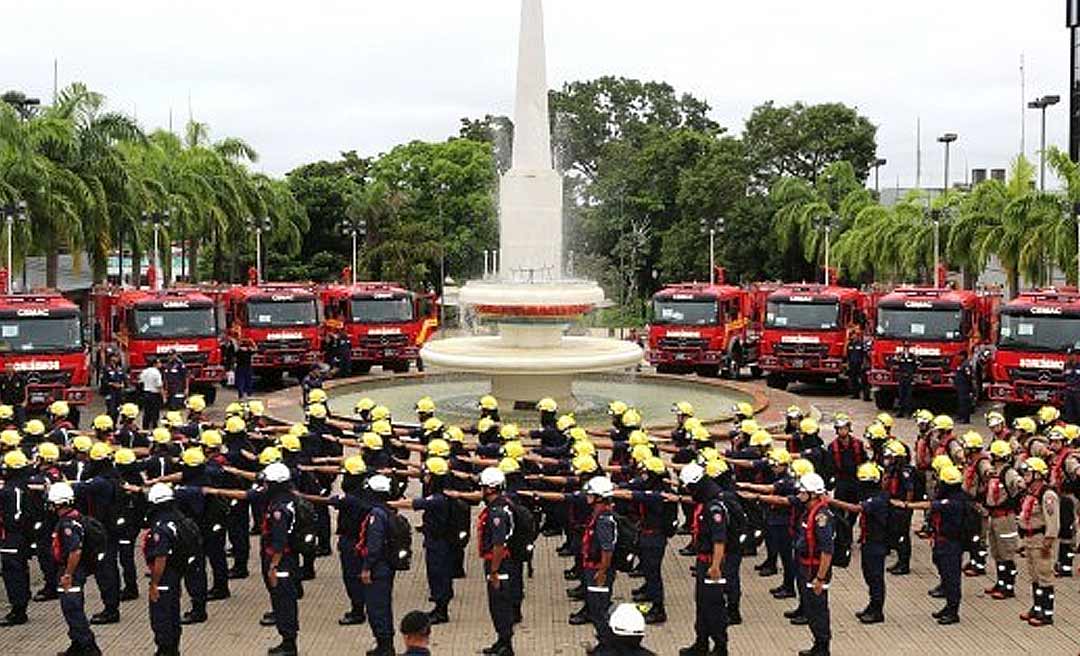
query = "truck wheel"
xmin=749 ymin=365 xmax=763 ymax=379
xmin=696 ymin=365 xmax=720 ymax=378
xmin=873 ymin=389 xmax=896 ymax=411
xmin=655 ymin=364 xmax=674 ymax=375
xmin=351 ymin=362 xmax=372 ymax=375
xmin=766 ymin=373 xmax=788 ymax=390
xmin=416 ymin=357 xmax=425 ymax=373
xmin=390 ymin=361 xmax=410 ymax=374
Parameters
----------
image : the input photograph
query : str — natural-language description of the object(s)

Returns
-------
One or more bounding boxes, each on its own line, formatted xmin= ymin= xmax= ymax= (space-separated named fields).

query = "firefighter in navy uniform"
xmin=676 ymin=462 xmax=730 ymax=656
xmin=72 ymin=442 xmax=122 ymax=625
xmin=830 ymin=462 xmax=891 ymax=624
xmin=0 ymin=449 xmax=33 ymax=626
xmin=622 ymin=457 xmax=671 ymax=624
xmin=113 ymin=447 xmax=145 ymax=601
xmin=50 ymin=481 xmax=102 ymax=656
xmin=477 ymin=467 xmax=516 ymax=656
xmin=894 ymin=343 xmax=918 ymax=418
xmin=358 ymin=474 xmax=397 ymax=656
xmin=144 ymin=483 xmax=185 ymax=656
xmin=1064 ymin=351 xmax=1080 ymax=424
xmin=791 ymin=473 xmax=835 ymax=656
xmin=31 ymin=441 xmax=64 ymax=602
xmin=580 ymin=476 xmax=618 ymax=653
xmin=223 ymin=415 xmax=257 ymax=579
xmin=262 ymin=462 xmax=301 ymax=656
xmin=953 ymin=355 xmax=975 ymax=424
xmin=115 ymin=404 xmax=148 ymax=451
xmin=880 ymin=440 xmax=915 ymax=576
xmin=162 ymin=352 xmax=188 ymax=411
xmin=847 ymin=326 xmax=870 ymax=401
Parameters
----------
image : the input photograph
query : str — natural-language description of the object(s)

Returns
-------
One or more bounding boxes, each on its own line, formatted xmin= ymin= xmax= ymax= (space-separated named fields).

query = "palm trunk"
xmin=189 ymin=237 xmax=200 ymax=284
xmin=212 ymin=236 xmax=225 ymax=283
xmin=45 ymin=248 xmax=59 ymax=290
xmin=1007 ymin=267 xmax=1019 ymax=300
xmin=131 ymin=237 xmax=143 ymax=289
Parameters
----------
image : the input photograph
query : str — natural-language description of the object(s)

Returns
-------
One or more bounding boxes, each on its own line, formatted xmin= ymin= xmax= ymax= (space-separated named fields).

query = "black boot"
xmin=268 ymin=639 xmax=298 ymax=656
xmin=260 ymin=611 xmax=276 ymax=626
xmin=119 ymin=587 xmax=139 ymax=601
xmin=566 ymin=583 xmax=585 ymax=600
xmin=207 ymin=586 xmax=231 ymax=601
xmin=678 ymin=543 xmax=696 ymax=556
xmin=727 ymin=607 xmax=742 ymax=625
xmin=227 ymin=566 xmax=249 ymax=579
xmin=428 ymin=602 xmax=450 ymax=625
xmin=365 ymin=636 xmax=394 ymax=656
xmin=642 ymin=604 xmax=667 ymax=624
xmin=33 ymin=587 xmax=59 ymax=602
xmin=0 ymin=608 xmax=28 ymax=626
xmin=181 ymin=608 xmax=208 ymax=625
xmin=858 ymin=607 xmax=885 ymax=624
xmin=562 ymin=566 xmax=579 ymax=581
xmin=568 ymin=606 xmax=589 ymax=625
xmin=678 ymin=639 xmax=709 ymax=656
xmin=1056 ymin=543 xmax=1074 ymax=577
xmin=89 ymin=609 xmax=120 ymax=625
xmin=339 ymin=607 xmax=366 ymax=625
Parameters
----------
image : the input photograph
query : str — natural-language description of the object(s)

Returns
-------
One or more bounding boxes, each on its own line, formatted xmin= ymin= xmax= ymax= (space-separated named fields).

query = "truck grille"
xmin=361 ymin=334 xmax=409 ymax=349
xmin=176 ymin=352 xmax=209 ymax=366
xmin=258 ymin=338 xmax=309 ymax=352
xmin=774 ymin=343 xmax=829 ymax=356
xmin=20 ymin=370 xmax=72 ymax=386
xmin=1008 ymin=368 xmax=1066 ymax=384
xmin=885 ymin=355 xmax=950 ymax=370
xmin=658 ymin=337 xmax=707 ymax=350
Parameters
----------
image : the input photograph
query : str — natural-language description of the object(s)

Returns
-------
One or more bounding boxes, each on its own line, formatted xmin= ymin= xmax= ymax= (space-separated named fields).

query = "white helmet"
xmin=367 ymin=474 xmax=392 ymax=493
xmin=585 ymin=476 xmax=615 ymax=498
xmin=147 ymin=482 xmax=174 ymax=505
xmin=799 ymin=472 xmax=826 ymax=495
xmin=679 ymin=462 xmax=705 ymax=486
xmin=48 ymin=482 xmax=75 ymax=505
xmin=264 ymin=462 xmax=291 ymax=484
xmin=480 ymin=467 xmax=506 ymax=488
xmin=609 ymin=602 xmax=646 ymax=637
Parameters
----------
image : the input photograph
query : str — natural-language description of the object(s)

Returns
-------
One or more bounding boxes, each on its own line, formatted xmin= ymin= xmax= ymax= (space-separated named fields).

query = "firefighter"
xmin=623 ymin=456 xmax=671 ymax=624
xmin=798 ymin=418 xmax=828 ymax=477
xmin=676 ymin=462 xmax=729 ymax=656
xmin=101 ymin=351 xmax=127 ymax=424
xmin=49 ymin=481 xmax=101 ymax=656
xmin=359 ymin=474 xmax=397 ymax=656
xmin=72 ymin=441 xmax=122 ymax=625
xmin=478 ymin=395 xmax=501 ymax=423
xmin=960 ymin=431 xmax=990 ymax=577
xmin=114 ymin=447 xmax=144 ymax=601
xmin=46 ymin=401 xmax=76 ymax=446
xmin=829 ymin=462 xmax=890 ymax=624
xmin=954 ymin=355 xmax=975 ymax=424
xmin=144 ymin=482 xmax=185 ymax=656
xmin=162 ymin=351 xmax=188 ymax=411
xmin=262 ymin=462 xmax=302 ymax=656
xmin=1019 ymin=457 xmax=1060 ymax=627
xmin=793 ymin=473 xmax=835 ymax=656
xmin=0 ymin=449 xmax=33 ymax=626
xmin=602 ymin=603 xmax=657 ymax=656
xmin=115 ymin=404 xmax=147 ymax=451
xmin=1065 ymin=351 xmax=1080 ymax=424
xmin=31 ymin=441 xmax=63 ymax=602
xmin=983 ymin=439 xmax=1023 ymax=600
xmin=579 ymin=476 xmax=618 ymax=653
xmin=477 ymin=467 xmax=516 ymax=656
xmin=895 ymin=343 xmax=917 ymax=418
xmin=826 ymin=413 xmax=865 ymax=505
xmin=881 ymin=440 xmax=915 ymax=576
xmin=1048 ymin=426 xmax=1078 ymax=578
xmin=223 ymin=415 xmax=257 ymax=579
xmin=846 ymin=324 xmax=869 ymax=401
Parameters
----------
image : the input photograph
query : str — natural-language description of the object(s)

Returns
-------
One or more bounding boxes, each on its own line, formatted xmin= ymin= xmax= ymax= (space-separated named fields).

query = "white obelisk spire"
xmin=499 ymin=0 xmax=564 ymax=281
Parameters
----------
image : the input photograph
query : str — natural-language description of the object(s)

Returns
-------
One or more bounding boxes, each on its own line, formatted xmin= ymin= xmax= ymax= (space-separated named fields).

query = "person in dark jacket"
xmin=50 ymin=482 xmax=102 ymax=656
xmin=400 ymin=610 xmax=432 ymax=656
xmin=144 ymin=482 xmax=186 ymax=656
xmin=359 ymin=474 xmax=398 ymax=656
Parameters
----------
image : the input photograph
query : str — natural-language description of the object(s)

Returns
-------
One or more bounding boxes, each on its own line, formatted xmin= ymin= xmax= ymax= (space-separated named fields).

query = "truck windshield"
xmin=999 ymin=313 xmax=1080 ymax=352
xmin=247 ymin=300 xmax=318 ymax=327
xmin=0 ymin=316 xmax=81 ymax=352
xmin=766 ymin=301 xmax=839 ymax=330
xmin=877 ymin=307 xmax=963 ymax=341
xmin=133 ymin=308 xmax=216 ymax=339
xmin=351 ymin=298 xmax=414 ymax=323
xmin=652 ymin=300 xmax=718 ymax=326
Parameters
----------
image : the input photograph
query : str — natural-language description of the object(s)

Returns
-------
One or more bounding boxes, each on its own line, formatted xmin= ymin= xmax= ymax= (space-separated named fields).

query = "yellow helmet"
xmin=961 ymin=431 xmax=984 ymax=450
xmin=247 ymin=400 xmax=265 ymax=417
xmin=0 ymin=405 xmax=12 ymax=420
xmin=307 ymin=403 xmax=328 ymax=420
xmin=608 ymin=400 xmax=629 ymax=417
xmin=573 ymin=440 xmax=596 ymax=458
xmin=989 ymin=440 xmax=1012 ymax=459
xmin=72 ymin=435 xmax=94 ymax=453
xmin=691 ymin=424 xmax=712 ymax=442
xmin=23 ymin=419 xmax=45 ymax=436
xmin=362 ymin=432 xmax=384 ymax=450
xmin=568 ymin=426 xmax=589 ymax=443
xmin=151 ymin=427 xmax=172 ymax=444
xmin=371 ymin=420 xmax=393 ymax=437
xmin=644 ymin=456 xmax=666 ymax=474
xmin=425 ymin=456 xmax=450 ymax=476
xmin=683 ymin=417 xmax=704 ymax=433
xmin=342 ymin=455 xmax=367 ymax=476
xmin=225 ymin=402 xmax=245 ymax=417
xmin=0 ymin=429 xmax=21 ymax=447
xmin=1048 ymin=426 xmax=1068 ymax=441
xmin=628 ymin=430 xmax=650 ymax=447
xmin=289 ymin=423 xmax=309 ymax=437
xmin=355 ymin=397 xmax=377 ymax=414
xmin=181 ymin=447 xmax=205 ymax=467
xmin=1065 ymin=424 xmax=1080 ymax=444
xmin=767 ymin=448 xmax=793 ymax=466
xmin=621 ymin=409 xmax=642 ymax=428
xmin=427 ymin=438 xmax=451 ymax=457
xmin=199 ymin=430 xmax=223 ymax=448
xmin=502 ymin=440 xmax=526 ymax=460
xmin=48 ymin=400 xmax=70 ymax=417
xmin=499 ymin=424 xmax=520 ymax=441
xmin=785 ymin=405 xmax=804 ymax=419
xmin=915 ymin=409 xmax=935 ymax=424
xmin=932 ymin=415 xmax=954 ymax=431
xmin=749 ymin=430 xmax=773 ymax=448
xmin=478 ymin=395 xmax=499 ymax=411
xmin=800 ymin=418 xmax=819 ymax=435
xmin=631 ymin=443 xmax=653 ymax=463
xmin=476 ymin=417 xmax=497 ymax=435
xmin=498 ymin=456 xmax=520 ymax=474
xmin=415 ymin=396 xmax=436 ymax=414
xmin=445 ymin=426 xmax=465 ymax=442
xmin=164 ymin=411 xmax=185 ymax=428
xmin=307 ymin=388 xmax=328 ymax=405
xmin=733 ymin=402 xmax=754 ymax=418
xmin=856 ymin=462 xmax=882 ymax=482
xmin=931 ymin=454 xmax=953 ymax=473
xmin=875 ymin=413 xmax=895 ymax=429
xmin=3 ymin=449 xmax=28 ymax=469
xmin=422 ymin=417 xmax=444 ymax=434
xmin=225 ymin=416 xmax=247 ymax=434
xmin=985 ymin=411 xmax=1006 ymax=428
xmin=672 ymin=401 xmax=695 ymax=417
xmin=1037 ymin=406 xmax=1061 ymax=425
xmin=258 ymin=446 xmax=282 ymax=465
xmin=114 ymin=448 xmax=137 ymax=466
xmin=866 ymin=423 xmax=888 ymax=441
xmin=556 ymin=414 xmax=577 ymax=432
xmin=883 ymin=439 xmax=907 ymax=458
xmin=37 ymin=441 xmax=60 ymax=462
xmin=279 ymin=434 xmax=302 ymax=453
xmin=739 ymin=419 xmax=760 ymax=435
xmin=1014 ymin=417 xmax=1037 ymax=434
xmin=833 ymin=412 xmax=852 ymax=428
xmin=697 ymin=447 xmax=720 ymax=463
xmin=705 ymin=458 xmax=729 ymax=478
xmin=939 ymin=464 xmax=963 ymax=485
xmin=1023 ymin=456 xmax=1049 ymax=476
xmin=791 ymin=458 xmax=815 ymax=478
xmin=536 ymin=397 xmax=558 ymax=413
xmin=185 ymin=394 xmax=206 ymax=413
xmin=572 ymin=454 xmax=598 ymax=475
xmin=370 ymin=405 xmax=391 ymax=422
xmin=120 ymin=403 xmax=140 ymax=420
xmin=89 ymin=442 xmax=113 ymax=461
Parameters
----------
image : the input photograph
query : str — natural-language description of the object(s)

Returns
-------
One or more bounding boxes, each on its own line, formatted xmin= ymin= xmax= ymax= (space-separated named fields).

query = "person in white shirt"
xmin=139 ymin=357 xmax=165 ymax=429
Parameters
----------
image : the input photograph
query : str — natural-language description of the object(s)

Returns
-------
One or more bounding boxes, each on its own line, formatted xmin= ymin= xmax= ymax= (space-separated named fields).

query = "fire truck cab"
xmin=759 ymin=284 xmax=873 ymax=390
xmin=93 ymin=287 xmax=224 ymax=402
xmin=0 ymin=293 xmax=91 ymax=409
xmin=647 ymin=282 xmax=762 ymax=379
xmin=868 ymin=286 xmax=999 ymax=410
xmin=213 ymin=284 xmax=322 ymax=382
xmin=986 ymin=288 xmax=1080 ymax=414
xmin=319 ymin=283 xmax=439 ymax=374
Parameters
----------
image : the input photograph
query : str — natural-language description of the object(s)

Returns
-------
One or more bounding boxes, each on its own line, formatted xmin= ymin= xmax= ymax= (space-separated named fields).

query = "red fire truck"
xmin=93 ymin=287 xmax=225 ymax=402
xmin=758 ymin=284 xmax=874 ymax=390
xmin=867 ymin=286 xmax=1000 ymax=410
xmin=0 ymin=291 xmax=92 ymax=409
xmin=319 ymin=282 xmax=439 ymax=374
xmin=985 ymin=288 xmax=1080 ymax=415
xmin=647 ymin=282 xmax=764 ymax=378
xmin=209 ymin=284 xmax=322 ymax=383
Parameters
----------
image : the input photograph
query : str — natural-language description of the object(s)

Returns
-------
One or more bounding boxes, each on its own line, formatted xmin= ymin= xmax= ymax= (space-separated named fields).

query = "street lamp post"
xmin=817 ymin=215 xmax=836 ymax=287
xmin=872 ymin=158 xmax=887 ymax=195
xmin=0 ymin=201 xmax=28 ymax=292
xmin=246 ymin=216 xmax=271 ymax=284
xmin=929 ymin=208 xmax=943 ymax=287
xmin=342 ymin=218 xmax=367 ymax=285
xmin=937 ymin=133 xmax=958 ymax=196
xmin=143 ymin=209 xmax=171 ymax=289
xmin=700 ymin=217 xmax=724 ymax=284
xmin=1028 ymin=95 xmax=1061 ymax=191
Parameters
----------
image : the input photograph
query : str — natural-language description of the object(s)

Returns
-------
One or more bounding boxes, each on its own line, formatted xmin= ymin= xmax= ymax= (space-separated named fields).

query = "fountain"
xmin=420 ymin=0 xmax=643 ymax=409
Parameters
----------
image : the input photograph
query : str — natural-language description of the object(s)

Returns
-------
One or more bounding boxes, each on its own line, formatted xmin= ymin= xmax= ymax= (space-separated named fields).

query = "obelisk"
xmin=498 ymin=0 xmax=564 ymax=282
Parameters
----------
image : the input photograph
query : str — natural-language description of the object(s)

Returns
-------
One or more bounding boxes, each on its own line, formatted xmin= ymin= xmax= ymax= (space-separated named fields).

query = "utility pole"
xmin=1028 ymin=95 xmax=1061 ymax=191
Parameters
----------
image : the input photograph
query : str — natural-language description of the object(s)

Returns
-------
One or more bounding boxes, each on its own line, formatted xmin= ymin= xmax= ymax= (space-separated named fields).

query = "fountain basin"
xmin=459 ymin=280 xmax=606 ymax=322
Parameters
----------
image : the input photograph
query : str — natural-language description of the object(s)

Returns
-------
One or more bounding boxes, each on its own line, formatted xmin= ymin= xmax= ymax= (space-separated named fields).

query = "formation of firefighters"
xmin=0 ymin=389 xmax=1077 ymax=656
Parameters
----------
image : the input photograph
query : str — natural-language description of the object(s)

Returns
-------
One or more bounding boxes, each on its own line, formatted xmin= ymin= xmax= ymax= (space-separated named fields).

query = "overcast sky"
xmin=3 ymin=0 xmax=1072 ymax=188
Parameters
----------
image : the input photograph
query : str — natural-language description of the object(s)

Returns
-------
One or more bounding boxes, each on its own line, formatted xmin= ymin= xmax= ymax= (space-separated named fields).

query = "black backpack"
xmin=661 ymin=500 xmax=680 ymax=538
xmin=959 ymin=493 xmax=982 ymax=546
xmin=445 ymin=497 xmax=472 ymax=549
xmin=831 ymin=512 xmax=853 ymax=569
xmin=387 ymin=510 xmax=413 ymax=571
xmin=506 ymin=500 xmax=538 ymax=563
xmin=288 ymin=498 xmax=318 ymax=557
xmin=168 ymin=514 xmax=203 ymax=574
xmin=612 ymin=513 xmax=641 ymax=573
xmin=79 ymin=515 xmax=109 ymax=574
xmin=719 ymin=494 xmax=748 ymax=547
